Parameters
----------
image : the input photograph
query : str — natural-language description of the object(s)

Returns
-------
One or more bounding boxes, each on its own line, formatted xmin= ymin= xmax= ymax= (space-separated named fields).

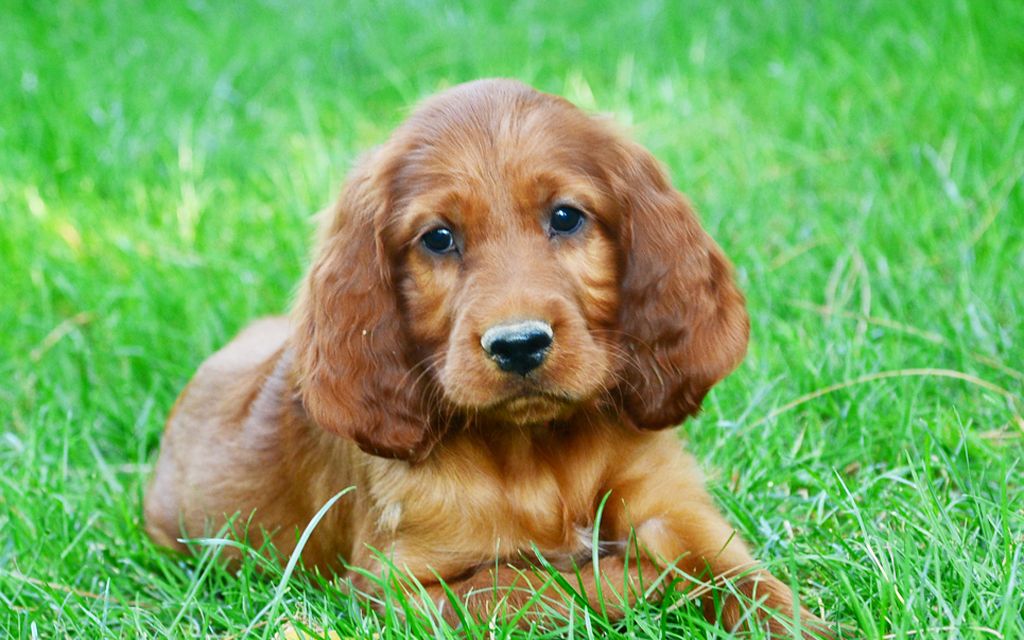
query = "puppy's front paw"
xmin=709 ymin=572 xmax=835 ymax=639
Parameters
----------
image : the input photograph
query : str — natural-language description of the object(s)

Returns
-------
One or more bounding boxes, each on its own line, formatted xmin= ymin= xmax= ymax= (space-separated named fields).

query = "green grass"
xmin=2 ymin=0 xmax=1022 ymax=637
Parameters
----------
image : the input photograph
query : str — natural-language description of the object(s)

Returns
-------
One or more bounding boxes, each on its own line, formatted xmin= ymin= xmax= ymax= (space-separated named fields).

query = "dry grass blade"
xmin=28 ymin=311 xmax=95 ymax=362
xmin=789 ymin=300 xmax=1024 ymax=382
xmin=2 ymin=569 xmax=153 ymax=609
xmin=751 ymin=368 xmax=1022 ymax=429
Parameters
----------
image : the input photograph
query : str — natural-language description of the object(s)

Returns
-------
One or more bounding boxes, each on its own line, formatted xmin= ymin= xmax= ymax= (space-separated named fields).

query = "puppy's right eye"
xmin=549 ymin=205 xmax=585 ymax=236
xmin=421 ymin=227 xmax=457 ymax=254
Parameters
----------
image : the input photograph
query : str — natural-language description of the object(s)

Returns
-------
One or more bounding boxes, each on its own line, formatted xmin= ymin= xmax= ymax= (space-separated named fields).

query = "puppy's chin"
xmin=440 ymin=379 xmax=579 ymax=426
xmin=485 ymin=393 xmax=575 ymax=426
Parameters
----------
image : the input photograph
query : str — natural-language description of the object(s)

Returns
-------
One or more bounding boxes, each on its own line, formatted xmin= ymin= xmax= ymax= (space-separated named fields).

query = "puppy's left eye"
xmin=421 ymin=227 xmax=457 ymax=254
xmin=549 ymin=205 xmax=585 ymax=236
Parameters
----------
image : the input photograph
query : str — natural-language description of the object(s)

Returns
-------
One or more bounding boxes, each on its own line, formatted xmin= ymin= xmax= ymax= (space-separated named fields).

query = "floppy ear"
xmin=613 ymin=142 xmax=749 ymax=430
xmin=291 ymin=149 xmax=437 ymax=461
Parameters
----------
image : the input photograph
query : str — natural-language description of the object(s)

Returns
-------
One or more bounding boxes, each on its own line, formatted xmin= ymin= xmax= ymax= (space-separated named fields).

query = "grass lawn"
xmin=2 ymin=0 xmax=1022 ymax=637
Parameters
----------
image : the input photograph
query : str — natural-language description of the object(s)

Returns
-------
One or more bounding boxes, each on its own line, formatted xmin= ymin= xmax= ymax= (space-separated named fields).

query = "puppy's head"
xmin=292 ymin=79 xmax=748 ymax=460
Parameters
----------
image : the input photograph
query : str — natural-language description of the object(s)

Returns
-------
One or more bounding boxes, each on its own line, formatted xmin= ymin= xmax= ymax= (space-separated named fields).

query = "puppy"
xmin=145 ymin=79 xmax=830 ymax=636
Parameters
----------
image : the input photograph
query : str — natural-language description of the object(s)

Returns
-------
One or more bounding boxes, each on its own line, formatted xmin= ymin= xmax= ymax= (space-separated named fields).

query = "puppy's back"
xmin=143 ymin=316 xmax=290 ymax=550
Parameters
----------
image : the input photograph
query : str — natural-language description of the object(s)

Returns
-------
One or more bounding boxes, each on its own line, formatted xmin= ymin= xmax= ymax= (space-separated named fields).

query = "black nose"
xmin=481 ymin=321 xmax=553 ymax=376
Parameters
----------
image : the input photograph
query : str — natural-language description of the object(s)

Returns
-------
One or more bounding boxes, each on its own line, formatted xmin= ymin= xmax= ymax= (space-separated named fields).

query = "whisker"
xmin=395 ymin=350 xmax=445 ymax=391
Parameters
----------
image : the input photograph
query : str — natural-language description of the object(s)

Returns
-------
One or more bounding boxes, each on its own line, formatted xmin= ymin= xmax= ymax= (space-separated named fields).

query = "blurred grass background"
xmin=1 ymin=0 xmax=1022 ymax=638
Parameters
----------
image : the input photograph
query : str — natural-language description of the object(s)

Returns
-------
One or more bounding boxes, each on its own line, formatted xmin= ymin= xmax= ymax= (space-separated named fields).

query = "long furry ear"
xmin=291 ymin=149 xmax=437 ymax=461
xmin=613 ymin=142 xmax=749 ymax=430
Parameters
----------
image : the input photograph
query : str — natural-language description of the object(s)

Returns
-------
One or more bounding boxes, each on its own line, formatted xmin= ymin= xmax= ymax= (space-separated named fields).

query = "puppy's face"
xmin=293 ymin=79 xmax=748 ymax=460
xmin=385 ymin=94 xmax=623 ymax=425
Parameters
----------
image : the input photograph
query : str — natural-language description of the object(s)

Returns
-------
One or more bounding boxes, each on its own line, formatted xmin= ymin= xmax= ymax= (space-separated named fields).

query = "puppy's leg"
xmin=421 ymin=554 xmax=664 ymax=627
xmin=607 ymin=447 xmax=834 ymax=638
xmin=629 ymin=500 xmax=831 ymax=637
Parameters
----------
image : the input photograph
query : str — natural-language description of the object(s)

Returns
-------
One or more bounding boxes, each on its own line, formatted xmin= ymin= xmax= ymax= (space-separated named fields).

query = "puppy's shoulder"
xmin=198 ymin=316 xmax=290 ymax=377
xmin=165 ymin=316 xmax=290 ymax=431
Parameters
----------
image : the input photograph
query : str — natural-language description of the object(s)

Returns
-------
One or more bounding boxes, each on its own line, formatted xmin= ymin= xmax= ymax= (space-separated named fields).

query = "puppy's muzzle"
xmin=481 ymin=321 xmax=553 ymax=376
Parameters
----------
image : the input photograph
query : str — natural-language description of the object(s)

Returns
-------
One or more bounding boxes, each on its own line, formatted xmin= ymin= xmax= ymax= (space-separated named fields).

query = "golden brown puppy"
xmin=145 ymin=79 xmax=831 ymax=636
